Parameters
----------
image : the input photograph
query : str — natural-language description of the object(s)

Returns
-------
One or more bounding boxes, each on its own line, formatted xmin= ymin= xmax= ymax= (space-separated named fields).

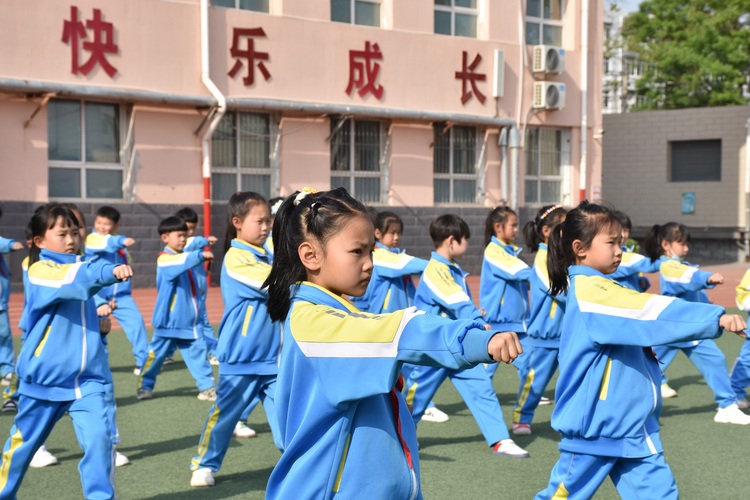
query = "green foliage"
xmin=622 ymin=0 xmax=750 ymax=109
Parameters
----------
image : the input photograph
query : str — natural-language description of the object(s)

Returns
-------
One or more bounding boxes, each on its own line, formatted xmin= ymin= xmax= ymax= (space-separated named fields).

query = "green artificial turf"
xmin=1 ymin=324 xmax=748 ymax=499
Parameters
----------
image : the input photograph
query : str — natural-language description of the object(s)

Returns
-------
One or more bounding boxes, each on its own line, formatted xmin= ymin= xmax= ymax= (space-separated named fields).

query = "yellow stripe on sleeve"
xmin=576 ymin=275 xmax=674 ymax=321
xmin=224 ymin=247 xmax=271 ymax=288
xmin=659 ymin=259 xmax=697 ymax=283
xmin=28 ymin=261 xmax=84 ymax=288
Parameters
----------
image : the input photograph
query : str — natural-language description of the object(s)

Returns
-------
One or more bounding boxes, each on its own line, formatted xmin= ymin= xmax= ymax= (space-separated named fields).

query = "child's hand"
xmin=480 ymin=307 xmax=486 ymax=316
xmin=109 ymin=299 xmax=118 ymax=311
xmin=488 ymin=332 xmax=523 ymax=364
xmin=484 ymin=324 xmax=491 ymax=330
xmin=124 ymin=238 xmax=136 ymax=247
xmin=11 ymin=242 xmax=23 ymax=251
xmin=707 ymin=273 xmax=725 ymax=285
xmin=719 ymin=314 xmax=748 ymax=337
xmin=202 ymin=251 xmax=214 ymax=260
xmin=113 ymin=265 xmax=133 ymax=282
xmin=97 ymin=304 xmax=112 ymax=317
xmin=207 ymin=236 xmax=218 ymax=245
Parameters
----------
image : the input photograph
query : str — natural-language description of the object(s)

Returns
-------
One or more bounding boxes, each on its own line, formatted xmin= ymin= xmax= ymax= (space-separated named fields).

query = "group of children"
xmin=1 ymin=190 xmax=750 ymax=498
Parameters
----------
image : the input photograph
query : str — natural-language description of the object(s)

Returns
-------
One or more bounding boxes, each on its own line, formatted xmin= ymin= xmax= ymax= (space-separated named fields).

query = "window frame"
xmin=523 ymin=127 xmax=568 ymax=206
xmin=525 ymin=0 xmax=564 ymax=46
xmin=211 ymin=0 xmax=269 ymax=12
xmin=47 ymin=98 xmax=126 ymax=201
xmin=329 ymin=116 xmax=387 ymax=204
xmin=331 ymin=0 xmax=381 ymax=27
xmin=433 ymin=123 xmax=484 ymax=205
xmin=434 ymin=0 xmax=478 ymax=38
xmin=210 ymin=111 xmax=279 ymax=201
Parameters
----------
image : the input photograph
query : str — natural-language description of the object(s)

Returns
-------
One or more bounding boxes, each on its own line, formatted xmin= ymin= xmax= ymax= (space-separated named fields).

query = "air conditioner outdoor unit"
xmin=533 ymin=45 xmax=565 ymax=74
xmin=533 ymin=82 xmax=566 ymax=110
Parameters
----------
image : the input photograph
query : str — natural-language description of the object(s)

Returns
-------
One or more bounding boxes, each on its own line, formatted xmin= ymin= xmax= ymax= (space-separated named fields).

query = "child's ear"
xmin=572 ymin=239 xmax=586 ymax=259
xmin=298 ymin=241 xmax=321 ymax=271
xmin=374 ymin=228 xmax=383 ymax=241
xmin=660 ymin=240 xmax=671 ymax=253
xmin=541 ymin=225 xmax=552 ymax=240
xmin=493 ymin=222 xmax=503 ymax=234
xmin=160 ymin=233 xmax=169 ymax=244
xmin=232 ymin=216 xmax=243 ymax=231
xmin=32 ymin=235 xmax=46 ymax=249
xmin=113 ymin=222 xmax=120 ymax=232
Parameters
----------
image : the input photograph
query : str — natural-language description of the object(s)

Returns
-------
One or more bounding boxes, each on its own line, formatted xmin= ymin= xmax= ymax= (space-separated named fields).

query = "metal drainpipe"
xmin=200 ymin=0 xmax=226 ymax=284
xmin=745 ymin=118 xmax=750 ymax=260
xmin=579 ymin=0 xmax=589 ymax=202
xmin=499 ymin=127 xmax=508 ymax=204
xmin=509 ymin=126 xmax=521 ymax=211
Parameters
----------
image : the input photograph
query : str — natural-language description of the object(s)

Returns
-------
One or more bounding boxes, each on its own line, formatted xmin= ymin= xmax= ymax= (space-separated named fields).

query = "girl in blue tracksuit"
xmin=352 ymin=211 xmax=428 ymax=314
xmin=0 ymin=207 xmax=23 ymax=382
xmin=190 ymin=192 xmax=282 ymax=488
xmin=732 ymin=270 xmax=750 ymax=408
xmin=262 ymin=188 xmax=522 ymax=500
xmin=643 ymin=222 xmax=750 ymax=424
xmin=535 ymin=201 xmax=746 ymax=500
xmin=0 ymin=203 xmax=134 ymax=499
xmin=480 ymin=206 xmax=531 ymax=382
xmin=512 ymin=205 xmax=566 ymax=436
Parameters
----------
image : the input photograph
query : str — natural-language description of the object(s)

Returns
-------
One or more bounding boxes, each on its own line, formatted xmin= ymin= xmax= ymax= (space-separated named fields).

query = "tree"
xmin=622 ymin=0 xmax=750 ymax=109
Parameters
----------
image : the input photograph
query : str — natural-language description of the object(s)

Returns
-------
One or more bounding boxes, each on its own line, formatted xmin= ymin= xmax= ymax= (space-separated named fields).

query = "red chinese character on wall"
xmin=228 ymin=27 xmax=271 ymax=86
xmin=61 ymin=6 xmax=119 ymax=78
xmin=455 ymin=51 xmax=486 ymax=105
xmin=345 ymin=41 xmax=384 ymax=100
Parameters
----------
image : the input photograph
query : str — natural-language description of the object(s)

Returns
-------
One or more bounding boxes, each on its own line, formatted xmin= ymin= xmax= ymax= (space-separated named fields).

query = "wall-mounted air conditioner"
xmin=533 ymin=45 xmax=565 ymax=74
xmin=533 ymin=82 xmax=566 ymax=110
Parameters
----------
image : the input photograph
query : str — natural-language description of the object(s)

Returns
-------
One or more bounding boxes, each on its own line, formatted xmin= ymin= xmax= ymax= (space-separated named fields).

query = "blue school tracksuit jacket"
xmin=479 ymin=237 xmax=531 ymax=331
xmin=351 ymin=243 xmax=428 ymax=314
xmin=413 ymin=252 xmax=484 ymax=322
xmin=266 ymin=282 xmax=495 ymax=500
xmin=17 ymin=250 xmax=119 ymax=400
xmin=216 ymin=239 xmax=277 ymax=374
xmin=607 ymin=248 xmax=659 ymax=291
xmin=0 ymin=237 xmax=18 ymax=311
xmin=152 ymin=247 xmax=209 ymax=339
xmin=526 ymin=244 xmax=565 ymax=347
xmin=85 ymin=232 xmax=134 ymax=300
xmin=552 ymin=266 xmax=724 ymax=458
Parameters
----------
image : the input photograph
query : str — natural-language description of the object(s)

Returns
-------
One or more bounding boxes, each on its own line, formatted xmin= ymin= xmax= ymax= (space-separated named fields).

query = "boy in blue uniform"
xmin=404 ymin=214 xmax=529 ymax=458
xmin=137 ymin=216 xmax=216 ymax=401
xmin=85 ymin=206 xmax=149 ymax=374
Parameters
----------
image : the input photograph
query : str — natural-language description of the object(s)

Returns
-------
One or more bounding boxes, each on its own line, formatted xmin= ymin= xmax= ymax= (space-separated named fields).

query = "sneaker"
xmin=190 ymin=467 xmax=215 ymax=487
xmin=164 ymin=356 xmax=174 ymax=365
xmin=738 ymin=398 xmax=750 ymax=410
xmin=0 ymin=374 xmax=11 ymax=387
xmin=136 ymin=389 xmax=153 ymax=401
xmin=512 ymin=423 xmax=532 ymax=436
xmin=1 ymin=400 xmax=17 ymax=413
xmin=492 ymin=439 xmax=530 ymax=458
xmin=115 ymin=450 xmax=130 ymax=467
xmin=233 ymin=421 xmax=257 ymax=438
xmin=197 ymin=388 xmax=217 ymax=402
xmin=421 ymin=406 xmax=450 ymax=423
xmin=209 ymin=355 xmax=220 ymax=366
xmin=661 ymin=383 xmax=678 ymax=399
xmin=133 ymin=367 xmax=141 ymax=376
xmin=29 ymin=445 xmax=59 ymax=468
xmin=714 ymin=403 xmax=750 ymax=425
xmin=538 ymin=396 xmax=552 ymax=406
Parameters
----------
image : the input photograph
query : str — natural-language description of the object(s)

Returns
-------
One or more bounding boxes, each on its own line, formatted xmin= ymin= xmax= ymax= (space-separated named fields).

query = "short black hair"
xmin=612 ymin=210 xmax=632 ymax=231
xmin=429 ymin=214 xmax=470 ymax=247
xmin=158 ymin=216 xmax=188 ymax=235
xmin=96 ymin=206 xmax=121 ymax=224
xmin=175 ymin=207 xmax=199 ymax=224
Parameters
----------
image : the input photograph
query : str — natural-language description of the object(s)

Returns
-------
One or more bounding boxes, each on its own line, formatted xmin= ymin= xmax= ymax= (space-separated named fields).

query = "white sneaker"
xmin=115 ymin=450 xmax=130 ymax=467
xmin=0 ymin=373 xmax=11 ymax=387
xmin=492 ymin=439 xmax=530 ymax=458
xmin=197 ymin=388 xmax=217 ymax=402
xmin=714 ymin=403 xmax=750 ymax=425
xmin=163 ymin=356 xmax=174 ymax=365
xmin=190 ymin=467 xmax=215 ymax=487
xmin=133 ymin=367 xmax=141 ymax=376
xmin=209 ymin=355 xmax=220 ymax=366
xmin=538 ymin=396 xmax=552 ymax=406
xmin=421 ymin=406 xmax=450 ymax=423
xmin=661 ymin=383 xmax=678 ymax=399
xmin=512 ymin=423 xmax=532 ymax=435
xmin=233 ymin=421 xmax=257 ymax=438
xmin=30 ymin=445 xmax=59 ymax=468
xmin=738 ymin=398 xmax=750 ymax=410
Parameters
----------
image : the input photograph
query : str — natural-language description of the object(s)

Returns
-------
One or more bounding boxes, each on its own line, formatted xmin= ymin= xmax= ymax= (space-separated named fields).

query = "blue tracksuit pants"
xmin=0 ymin=393 xmax=115 ymax=499
xmin=404 ymin=363 xmax=510 ymax=446
xmin=535 ymin=451 xmax=678 ymax=500
xmin=0 ymin=311 xmax=14 ymax=378
xmin=653 ymin=339 xmax=736 ymax=408
xmin=191 ymin=373 xmax=282 ymax=473
xmin=139 ymin=336 xmax=214 ymax=393
xmin=514 ymin=346 xmax=559 ymax=425
xmin=240 ymin=395 xmax=260 ymax=421
xmin=485 ymin=331 xmax=531 ymax=382
xmin=730 ymin=338 xmax=750 ymax=400
xmin=110 ymin=294 xmax=149 ymax=368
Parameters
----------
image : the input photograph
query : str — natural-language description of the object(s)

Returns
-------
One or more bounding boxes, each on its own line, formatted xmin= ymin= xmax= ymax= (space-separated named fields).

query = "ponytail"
xmin=642 ymin=222 xmax=689 ymax=263
xmin=547 ymin=222 xmax=571 ymax=296
xmin=643 ymin=224 xmax=662 ymax=263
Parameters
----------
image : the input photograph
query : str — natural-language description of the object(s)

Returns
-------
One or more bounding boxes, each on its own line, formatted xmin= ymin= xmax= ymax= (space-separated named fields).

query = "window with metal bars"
xmin=433 ymin=123 xmax=479 ymax=204
xmin=48 ymin=99 xmax=124 ymax=200
xmin=331 ymin=0 xmax=380 ymax=26
xmin=434 ymin=0 xmax=478 ymax=38
xmin=670 ymin=139 xmax=721 ymax=182
xmin=329 ymin=116 xmax=384 ymax=204
xmin=211 ymin=111 xmax=276 ymax=201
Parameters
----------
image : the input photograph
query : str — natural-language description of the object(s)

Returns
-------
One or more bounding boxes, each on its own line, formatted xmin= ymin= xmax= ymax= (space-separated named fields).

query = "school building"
xmin=602 ymin=105 xmax=750 ymax=265
xmin=0 ymin=0 xmax=604 ymax=287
